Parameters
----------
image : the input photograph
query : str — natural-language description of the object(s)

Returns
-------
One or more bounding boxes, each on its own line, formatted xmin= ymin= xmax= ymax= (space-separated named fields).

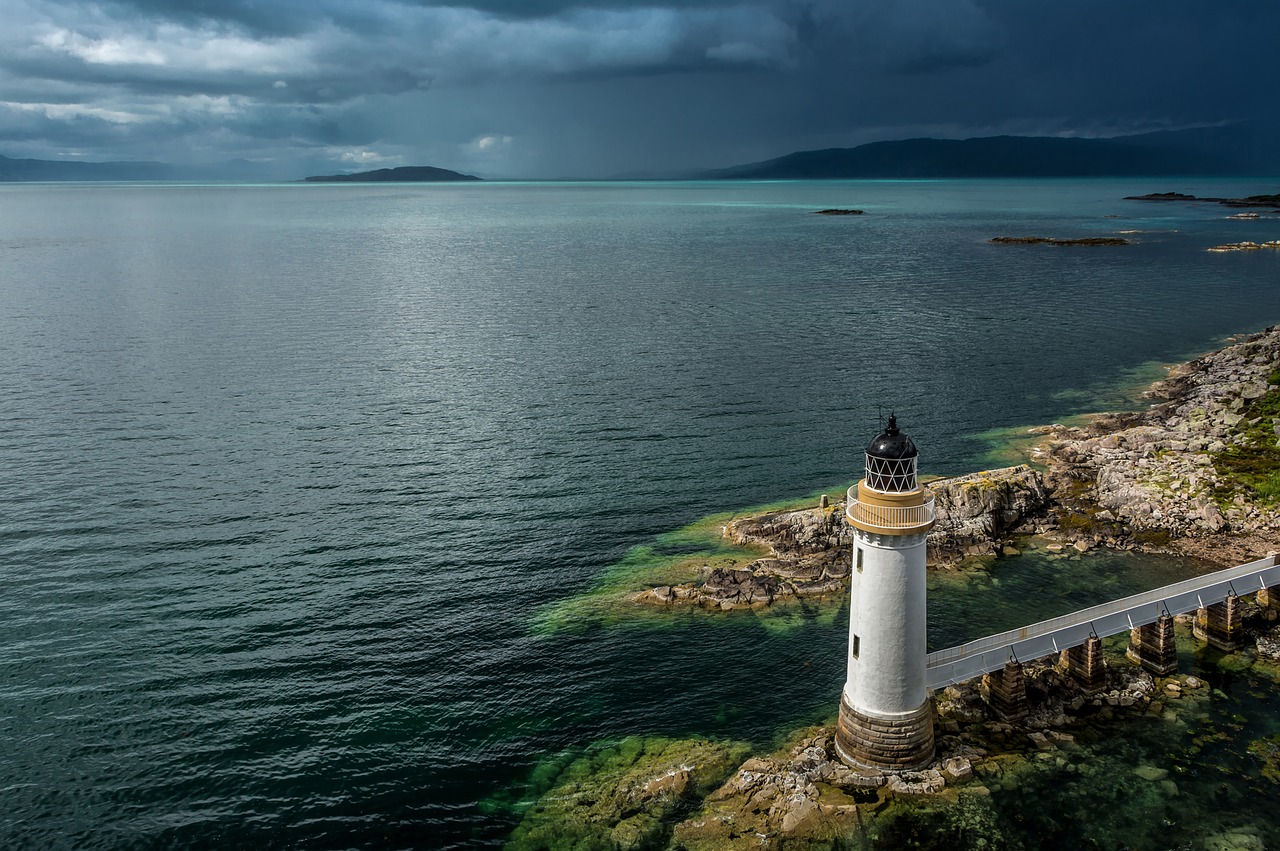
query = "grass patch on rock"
xmin=1211 ymin=384 xmax=1280 ymax=507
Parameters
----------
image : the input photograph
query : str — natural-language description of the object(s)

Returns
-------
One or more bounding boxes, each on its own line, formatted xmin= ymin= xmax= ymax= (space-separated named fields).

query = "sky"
xmin=1 ymin=0 xmax=1276 ymax=178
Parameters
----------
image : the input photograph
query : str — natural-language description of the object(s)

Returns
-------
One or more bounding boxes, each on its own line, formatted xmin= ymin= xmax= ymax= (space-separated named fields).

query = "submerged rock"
xmin=1247 ymin=733 xmax=1280 ymax=784
xmin=1133 ymin=764 xmax=1169 ymax=782
xmin=1203 ymin=828 xmax=1266 ymax=851
xmin=989 ymin=235 xmax=1131 ymax=246
xmin=506 ymin=736 xmax=750 ymax=851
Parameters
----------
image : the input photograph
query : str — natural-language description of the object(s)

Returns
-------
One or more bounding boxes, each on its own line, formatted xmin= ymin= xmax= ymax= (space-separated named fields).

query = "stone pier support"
xmin=1061 ymin=635 xmax=1106 ymax=694
xmin=1257 ymin=586 xmax=1280 ymax=622
xmin=1126 ymin=614 xmax=1178 ymax=676
xmin=982 ymin=660 xmax=1028 ymax=721
xmin=1194 ymin=594 xmax=1241 ymax=652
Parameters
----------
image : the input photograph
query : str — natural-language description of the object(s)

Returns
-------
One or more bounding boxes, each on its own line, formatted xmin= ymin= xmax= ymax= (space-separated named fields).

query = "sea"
xmin=2 ymin=177 xmax=1279 ymax=849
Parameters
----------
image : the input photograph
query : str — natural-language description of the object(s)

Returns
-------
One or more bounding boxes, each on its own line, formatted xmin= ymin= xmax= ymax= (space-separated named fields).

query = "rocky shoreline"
xmin=636 ymin=326 xmax=1280 ymax=610
xmin=1035 ymin=325 xmax=1280 ymax=566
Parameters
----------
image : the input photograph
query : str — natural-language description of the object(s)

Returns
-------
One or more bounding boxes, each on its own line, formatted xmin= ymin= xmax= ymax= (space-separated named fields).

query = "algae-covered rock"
xmin=1246 ymin=733 xmax=1280 ymax=784
xmin=506 ymin=736 xmax=750 ymax=851
xmin=673 ymin=726 xmax=893 ymax=849
xmin=1203 ymin=826 xmax=1265 ymax=851
xmin=1134 ymin=764 xmax=1169 ymax=782
xmin=860 ymin=793 xmax=1014 ymax=851
xmin=1217 ymin=653 xmax=1255 ymax=674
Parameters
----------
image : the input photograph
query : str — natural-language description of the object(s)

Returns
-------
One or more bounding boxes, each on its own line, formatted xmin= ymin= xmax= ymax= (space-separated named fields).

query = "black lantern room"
xmin=864 ymin=415 xmax=919 ymax=493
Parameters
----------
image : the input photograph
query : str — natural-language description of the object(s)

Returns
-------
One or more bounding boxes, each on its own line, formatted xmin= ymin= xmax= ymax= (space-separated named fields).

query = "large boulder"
xmin=927 ymin=465 xmax=1053 ymax=565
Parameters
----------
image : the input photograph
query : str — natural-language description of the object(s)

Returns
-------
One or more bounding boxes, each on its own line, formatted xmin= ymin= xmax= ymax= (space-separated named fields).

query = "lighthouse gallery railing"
xmin=846 ymin=487 xmax=935 ymax=531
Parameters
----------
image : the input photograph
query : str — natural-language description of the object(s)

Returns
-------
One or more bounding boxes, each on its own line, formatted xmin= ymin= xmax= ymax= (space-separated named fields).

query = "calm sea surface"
xmin=2 ymin=178 xmax=1280 ymax=848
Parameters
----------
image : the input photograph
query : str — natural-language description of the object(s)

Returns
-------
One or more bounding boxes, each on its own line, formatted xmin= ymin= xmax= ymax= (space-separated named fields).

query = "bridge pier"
xmin=1061 ymin=635 xmax=1106 ymax=694
xmin=1257 ymin=585 xmax=1280 ymax=622
xmin=1194 ymin=593 xmax=1241 ymax=651
xmin=1126 ymin=614 xmax=1178 ymax=676
xmin=981 ymin=660 xmax=1028 ymax=721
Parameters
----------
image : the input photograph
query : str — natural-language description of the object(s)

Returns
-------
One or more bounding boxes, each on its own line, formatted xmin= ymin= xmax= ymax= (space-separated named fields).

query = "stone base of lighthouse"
xmin=834 ymin=694 xmax=934 ymax=771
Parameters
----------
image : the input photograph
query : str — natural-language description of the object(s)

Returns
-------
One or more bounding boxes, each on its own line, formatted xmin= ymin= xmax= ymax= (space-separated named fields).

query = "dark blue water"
xmin=2 ymin=178 xmax=1279 ymax=848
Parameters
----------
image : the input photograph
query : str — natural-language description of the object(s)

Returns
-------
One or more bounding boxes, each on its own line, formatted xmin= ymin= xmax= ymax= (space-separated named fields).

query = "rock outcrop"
xmin=1125 ymin=191 xmax=1280 ymax=210
xmin=928 ymin=466 xmax=1053 ymax=562
xmin=672 ymin=640 xmax=1213 ymax=848
xmin=1206 ymin=240 xmax=1280 ymax=252
xmin=1036 ymin=325 xmax=1280 ymax=563
xmin=634 ymin=466 xmax=1051 ymax=609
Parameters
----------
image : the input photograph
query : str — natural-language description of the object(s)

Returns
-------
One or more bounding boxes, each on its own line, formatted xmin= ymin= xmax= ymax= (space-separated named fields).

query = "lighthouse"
xmin=835 ymin=415 xmax=936 ymax=771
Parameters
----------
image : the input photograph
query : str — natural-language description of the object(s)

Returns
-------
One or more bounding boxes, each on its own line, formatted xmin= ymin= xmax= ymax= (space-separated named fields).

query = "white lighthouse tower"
xmin=835 ymin=415 xmax=936 ymax=771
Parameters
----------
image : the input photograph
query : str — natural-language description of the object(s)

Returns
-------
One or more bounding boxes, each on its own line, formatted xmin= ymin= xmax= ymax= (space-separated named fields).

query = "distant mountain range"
xmin=691 ymin=122 xmax=1278 ymax=180
xmin=0 ymin=153 xmax=174 ymax=181
xmin=2 ymin=121 xmax=1275 ymax=182
xmin=302 ymin=165 xmax=480 ymax=182
xmin=0 ymin=154 xmax=296 ymax=182
xmin=0 ymin=154 xmax=481 ymax=183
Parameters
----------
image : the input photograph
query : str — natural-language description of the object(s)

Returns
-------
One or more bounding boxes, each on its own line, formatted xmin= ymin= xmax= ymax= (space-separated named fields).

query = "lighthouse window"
xmin=856 ymin=548 xmax=863 ymax=572
xmin=852 ymin=635 xmax=860 ymax=658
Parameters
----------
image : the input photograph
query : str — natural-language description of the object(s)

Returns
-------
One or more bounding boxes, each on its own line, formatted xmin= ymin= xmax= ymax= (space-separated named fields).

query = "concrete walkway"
xmin=926 ymin=553 xmax=1280 ymax=689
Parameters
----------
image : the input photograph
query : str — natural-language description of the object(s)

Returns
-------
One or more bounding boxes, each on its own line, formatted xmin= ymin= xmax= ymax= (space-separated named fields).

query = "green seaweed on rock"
xmin=531 ymin=484 xmax=851 ymax=634
xmin=505 ymin=736 xmax=750 ymax=851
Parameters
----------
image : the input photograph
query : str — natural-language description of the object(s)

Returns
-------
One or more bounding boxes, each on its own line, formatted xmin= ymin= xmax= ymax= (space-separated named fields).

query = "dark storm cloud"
xmin=0 ymin=0 xmax=1275 ymax=175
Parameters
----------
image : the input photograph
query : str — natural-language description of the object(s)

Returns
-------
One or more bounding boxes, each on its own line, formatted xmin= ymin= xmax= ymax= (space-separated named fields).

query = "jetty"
xmin=928 ymin=552 xmax=1280 ymax=688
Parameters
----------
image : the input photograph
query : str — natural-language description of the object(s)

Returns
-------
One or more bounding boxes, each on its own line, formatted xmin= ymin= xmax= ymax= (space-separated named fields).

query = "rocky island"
xmin=302 ymin=165 xmax=481 ymax=182
xmin=1125 ymin=191 xmax=1280 ymax=211
xmin=1206 ymin=240 xmax=1280 ymax=253
xmin=988 ymin=236 xmax=1130 ymax=246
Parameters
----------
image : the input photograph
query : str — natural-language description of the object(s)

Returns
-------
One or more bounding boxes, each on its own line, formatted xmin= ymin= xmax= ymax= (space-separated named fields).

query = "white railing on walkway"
xmin=925 ymin=553 xmax=1280 ymax=689
xmin=846 ymin=487 xmax=936 ymax=531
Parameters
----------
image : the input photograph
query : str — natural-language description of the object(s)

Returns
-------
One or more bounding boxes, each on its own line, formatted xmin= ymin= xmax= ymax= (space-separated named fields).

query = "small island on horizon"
xmin=301 ymin=165 xmax=481 ymax=183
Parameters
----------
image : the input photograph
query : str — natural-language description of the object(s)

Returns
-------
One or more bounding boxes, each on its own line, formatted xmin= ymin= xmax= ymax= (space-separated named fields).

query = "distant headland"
xmin=1124 ymin=191 xmax=1280 ymax=210
xmin=301 ymin=165 xmax=481 ymax=183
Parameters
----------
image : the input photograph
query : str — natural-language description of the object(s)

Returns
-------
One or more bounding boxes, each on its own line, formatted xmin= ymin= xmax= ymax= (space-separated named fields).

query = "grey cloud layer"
xmin=1 ymin=0 xmax=1274 ymax=176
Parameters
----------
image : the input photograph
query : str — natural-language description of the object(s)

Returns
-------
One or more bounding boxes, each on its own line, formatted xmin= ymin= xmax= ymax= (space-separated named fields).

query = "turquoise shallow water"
xmin=2 ymin=177 xmax=1280 ymax=847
